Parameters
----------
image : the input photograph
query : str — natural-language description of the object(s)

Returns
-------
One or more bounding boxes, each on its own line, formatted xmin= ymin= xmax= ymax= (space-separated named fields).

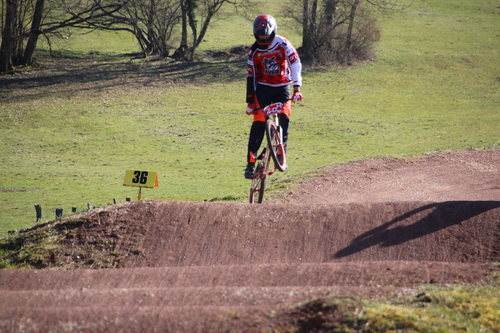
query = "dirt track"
xmin=0 ymin=150 xmax=499 ymax=332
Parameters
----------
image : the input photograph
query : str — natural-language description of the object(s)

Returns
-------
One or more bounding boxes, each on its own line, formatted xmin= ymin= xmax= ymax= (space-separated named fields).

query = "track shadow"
xmin=333 ymin=201 xmax=500 ymax=259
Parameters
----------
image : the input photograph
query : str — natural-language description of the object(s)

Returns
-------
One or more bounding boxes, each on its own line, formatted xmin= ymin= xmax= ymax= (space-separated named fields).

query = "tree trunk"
xmin=187 ymin=0 xmax=197 ymax=61
xmin=0 ymin=0 xmax=17 ymax=72
xmin=301 ymin=0 xmax=318 ymax=59
xmin=175 ymin=0 xmax=189 ymax=59
xmin=346 ymin=0 xmax=360 ymax=50
xmin=22 ymin=0 xmax=45 ymax=66
xmin=301 ymin=0 xmax=309 ymax=50
xmin=146 ymin=0 xmax=156 ymax=55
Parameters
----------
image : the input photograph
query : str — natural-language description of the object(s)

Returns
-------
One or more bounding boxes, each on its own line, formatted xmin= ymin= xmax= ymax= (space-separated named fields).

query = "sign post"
xmin=123 ymin=170 xmax=159 ymax=200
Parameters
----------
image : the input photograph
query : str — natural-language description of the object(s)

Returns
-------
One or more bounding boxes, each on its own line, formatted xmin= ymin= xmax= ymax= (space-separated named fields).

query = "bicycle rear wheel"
xmin=249 ymin=164 xmax=266 ymax=203
xmin=266 ymin=119 xmax=287 ymax=172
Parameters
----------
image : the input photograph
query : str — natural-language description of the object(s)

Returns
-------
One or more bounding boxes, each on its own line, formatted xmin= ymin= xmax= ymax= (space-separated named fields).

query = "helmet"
xmin=253 ymin=14 xmax=277 ymax=49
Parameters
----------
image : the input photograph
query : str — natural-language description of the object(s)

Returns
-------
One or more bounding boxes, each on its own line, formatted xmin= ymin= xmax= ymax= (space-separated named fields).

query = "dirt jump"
xmin=0 ymin=150 xmax=499 ymax=332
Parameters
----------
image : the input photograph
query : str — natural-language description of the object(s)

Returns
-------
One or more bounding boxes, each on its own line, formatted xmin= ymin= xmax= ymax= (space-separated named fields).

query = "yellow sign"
xmin=123 ymin=170 xmax=158 ymax=189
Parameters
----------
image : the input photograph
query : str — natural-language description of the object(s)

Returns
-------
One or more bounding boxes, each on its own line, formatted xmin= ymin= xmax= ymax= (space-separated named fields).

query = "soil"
xmin=0 ymin=149 xmax=499 ymax=332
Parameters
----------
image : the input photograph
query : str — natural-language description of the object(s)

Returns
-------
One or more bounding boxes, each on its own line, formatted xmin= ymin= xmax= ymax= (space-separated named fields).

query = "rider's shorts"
xmin=253 ymin=84 xmax=291 ymax=122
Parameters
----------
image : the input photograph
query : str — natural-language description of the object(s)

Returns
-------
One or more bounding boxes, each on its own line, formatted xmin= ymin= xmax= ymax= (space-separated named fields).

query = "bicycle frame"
xmin=249 ymin=110 xmax=286 ymax=204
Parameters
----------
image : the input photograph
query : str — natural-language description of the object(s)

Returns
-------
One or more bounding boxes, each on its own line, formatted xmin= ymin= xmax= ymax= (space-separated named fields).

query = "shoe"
xmin=244 ymin=163 xmax=255 ymax=179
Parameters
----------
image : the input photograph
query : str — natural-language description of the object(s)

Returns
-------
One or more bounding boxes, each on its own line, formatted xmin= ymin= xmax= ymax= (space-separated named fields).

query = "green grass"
xmin=283 ymin=283 xmax=500 ymax=332
xmin=267 ymin=284 xmax=500 ymax=332
xmin=1 ymin=0 xmax=499 ymax=235
xmin=360 ymin=284 xmax=500 ymax=332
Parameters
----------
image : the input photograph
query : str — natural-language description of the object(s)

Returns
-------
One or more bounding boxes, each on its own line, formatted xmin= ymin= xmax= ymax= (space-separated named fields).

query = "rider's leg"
xmin=278 ymin=112 xmax=290 ymax=151
xmin=245 ymin=118 xmax=266 ymax=179
xmin=245 ymin=86 xmax=271 ymax=179
xmin=247 ymin=120 xmax=266 ymax=163
xmin=278 ymin=101 xmax=291 ymax=151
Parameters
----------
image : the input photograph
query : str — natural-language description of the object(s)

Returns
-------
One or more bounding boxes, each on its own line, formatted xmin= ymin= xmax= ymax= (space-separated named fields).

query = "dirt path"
xmin=0 ymin=150 xmax=499 ymax=332
xmin=281 ymin=150 xmax=500 ymax=204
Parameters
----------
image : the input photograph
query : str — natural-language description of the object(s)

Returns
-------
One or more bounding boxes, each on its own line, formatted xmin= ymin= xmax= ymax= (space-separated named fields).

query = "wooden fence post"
xmin=34 ymin=205 xmax=42 ymax=222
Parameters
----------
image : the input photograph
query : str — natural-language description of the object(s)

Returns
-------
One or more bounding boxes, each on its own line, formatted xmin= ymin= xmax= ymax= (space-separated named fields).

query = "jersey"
xmin=246 ymin=35 xmax=302 ymax=103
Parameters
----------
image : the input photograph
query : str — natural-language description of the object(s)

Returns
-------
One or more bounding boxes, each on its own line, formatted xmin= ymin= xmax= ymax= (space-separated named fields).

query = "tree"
xmin=90 ymin=0 xmax=249 ymax=59
xmin=118 ymin=0 xmax=181 ymax=57
xmin=1 ymin=0 xmax=127 ymax=71
xmin=22 ymin=0 xmax=44 ymax=66
xmin=0 ymin=0 xmax=17 ymax=71
xmin=1 ymin=0 xmax=249 ymax=72
xmin=285 ymin=0 xmax=402 ymax=65
xmin=175 ymin=0 xmax=245 ymax=61
xmin=174 ymin=0 xmax=195 ymax=59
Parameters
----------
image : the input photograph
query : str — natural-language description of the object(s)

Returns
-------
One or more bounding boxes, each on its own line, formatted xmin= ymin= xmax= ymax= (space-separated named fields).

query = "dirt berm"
xmin=0 ymin=150 xmax=499 ymax=332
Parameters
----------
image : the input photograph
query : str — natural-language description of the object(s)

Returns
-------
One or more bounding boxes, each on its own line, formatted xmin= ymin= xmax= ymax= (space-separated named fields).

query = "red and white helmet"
xmin=253 ymin=14 xmax=277 ymax=49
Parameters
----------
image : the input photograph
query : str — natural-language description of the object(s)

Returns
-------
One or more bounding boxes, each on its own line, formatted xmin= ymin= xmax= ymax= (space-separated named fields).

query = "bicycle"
xmin=249 ymin=102 xmax=288 ymax=204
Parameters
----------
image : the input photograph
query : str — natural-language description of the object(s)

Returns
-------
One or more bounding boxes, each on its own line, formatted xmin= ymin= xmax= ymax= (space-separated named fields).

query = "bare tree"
xmin=22 ymin=0 xmax=44 ymax=66
xmin=1 ymin=0 xmax=127 ymax=71
xmin=285 ymin=0 xmax=402 ymax=65
xmin=118 ymin=0 xmax=181 ymax=57
xmin=174 ymin=0 xmax=194 ymax=59
xmin=175 ymin=0 xmax=246 ymax=61
xmin=0 ymin=0 xmax=17 ymax=71
xmin=1 ymin=0 xmax=251 ymax=72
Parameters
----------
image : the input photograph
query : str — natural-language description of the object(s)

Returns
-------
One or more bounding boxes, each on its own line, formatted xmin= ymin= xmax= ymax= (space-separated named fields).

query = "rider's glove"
xmin=292 ymin=91 xmax=303 ymax=103
xmin=246 ymin=103 xmax=256 ymax=115
xmin=263 ymin=102 xmax=283 ymax=117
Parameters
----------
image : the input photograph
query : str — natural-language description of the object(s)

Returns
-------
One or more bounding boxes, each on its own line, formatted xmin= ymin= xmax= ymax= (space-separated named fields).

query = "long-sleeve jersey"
xmin=246 ymin=35 xmax=302 ymax=103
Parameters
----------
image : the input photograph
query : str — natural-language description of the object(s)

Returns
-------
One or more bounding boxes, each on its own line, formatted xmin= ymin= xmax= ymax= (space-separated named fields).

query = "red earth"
xmin=0 ymin=149 xmax=499 ymax=332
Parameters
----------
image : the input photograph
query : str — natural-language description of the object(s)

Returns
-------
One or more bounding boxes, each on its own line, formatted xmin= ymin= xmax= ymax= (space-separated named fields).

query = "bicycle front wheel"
xmin=266 ymin=119 xmax=287 ymax=172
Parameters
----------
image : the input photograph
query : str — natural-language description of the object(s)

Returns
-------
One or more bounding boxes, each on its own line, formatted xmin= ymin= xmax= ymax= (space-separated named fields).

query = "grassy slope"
xmin=0 ymin=0 xmax=499 ymax=235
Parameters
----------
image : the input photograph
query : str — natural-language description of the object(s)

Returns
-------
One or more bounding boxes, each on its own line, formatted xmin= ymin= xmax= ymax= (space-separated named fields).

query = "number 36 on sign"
xmin=123 ymin=170 xmax=159 ymax=188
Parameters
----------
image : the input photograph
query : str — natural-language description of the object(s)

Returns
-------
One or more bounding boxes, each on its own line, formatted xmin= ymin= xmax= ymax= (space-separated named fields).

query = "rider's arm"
xmin=246 ymin=44 xmax=258 ymax=104
xmin=288 ymin=45 xmax=303 ymax=101
xmin=246 ymin=76 xmax=255 ymax=103
xmin=289 ymin=55 xmax=302 ymax=89
xmin=284 ymin=39 xmax=302 ymax=89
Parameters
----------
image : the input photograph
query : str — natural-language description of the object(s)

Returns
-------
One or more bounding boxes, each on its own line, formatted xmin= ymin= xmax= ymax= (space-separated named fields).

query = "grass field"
xmin=1 ymin=0 xmax=499 ymax=235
